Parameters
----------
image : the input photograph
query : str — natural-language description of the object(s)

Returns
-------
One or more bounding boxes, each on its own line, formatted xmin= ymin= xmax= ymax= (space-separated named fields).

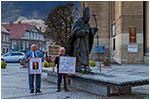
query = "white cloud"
xmin=2 ymin=16 xmax=47 ymax=32
xmin=32 ymin=11 xmax=39 ymax=19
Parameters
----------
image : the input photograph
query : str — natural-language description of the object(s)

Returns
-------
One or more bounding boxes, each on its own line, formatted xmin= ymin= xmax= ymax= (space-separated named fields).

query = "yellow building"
xmin=81 ymin=1 xmax=149 ymax=64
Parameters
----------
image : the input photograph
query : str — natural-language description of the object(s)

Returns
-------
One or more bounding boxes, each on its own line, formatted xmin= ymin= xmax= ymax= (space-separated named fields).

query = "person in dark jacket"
xmin=54 ymin=47 xmax=69 ymax=92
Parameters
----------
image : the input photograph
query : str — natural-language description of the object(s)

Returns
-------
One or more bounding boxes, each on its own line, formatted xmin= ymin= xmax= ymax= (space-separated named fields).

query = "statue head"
xmin=83 ymin=7 xmax=90 ymax=24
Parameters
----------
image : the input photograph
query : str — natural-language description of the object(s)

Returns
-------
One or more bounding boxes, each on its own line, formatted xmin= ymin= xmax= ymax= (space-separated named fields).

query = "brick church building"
xmin=81 ymin=1 xmax=149 ymax=64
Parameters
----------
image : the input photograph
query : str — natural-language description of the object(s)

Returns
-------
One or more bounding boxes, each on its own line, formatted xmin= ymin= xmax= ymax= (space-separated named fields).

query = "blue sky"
xmin=1 ymin=1 xmax=80 ymax=22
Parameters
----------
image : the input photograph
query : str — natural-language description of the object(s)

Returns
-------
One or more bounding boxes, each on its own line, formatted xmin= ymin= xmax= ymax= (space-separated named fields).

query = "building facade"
xmin=1 ymin=26 xmax=10 ymax=55
xmin=81 ymin=1 xmax=149 ymax=64
xmin=2 ymin=22 xmax=46 ymax=52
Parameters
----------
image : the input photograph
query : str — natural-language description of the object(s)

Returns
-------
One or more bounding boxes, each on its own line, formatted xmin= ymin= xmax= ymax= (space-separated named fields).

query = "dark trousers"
xmin=57 ymin=73 xmax=67 ymax=90
xmin=29 ymin=74 xmax=41 ymax=91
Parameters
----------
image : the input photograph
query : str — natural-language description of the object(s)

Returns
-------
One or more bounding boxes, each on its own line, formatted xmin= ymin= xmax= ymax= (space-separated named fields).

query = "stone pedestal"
xmin=110 ymin=87 xmax=131 ymax=95
xmin=44 ymin=68 xmax=148 ymax=97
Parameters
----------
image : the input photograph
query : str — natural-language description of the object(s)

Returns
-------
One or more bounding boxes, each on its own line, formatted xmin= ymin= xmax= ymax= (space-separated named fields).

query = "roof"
xmin=2 ymin=22 xmax=43 ymax=39
xmin=1 ymin=26 xmax=9 ymax=34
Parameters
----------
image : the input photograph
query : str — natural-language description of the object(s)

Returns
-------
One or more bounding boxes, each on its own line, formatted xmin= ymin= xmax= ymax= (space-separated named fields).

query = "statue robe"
xmin=66 ymin=18 xmax=95 ymax=68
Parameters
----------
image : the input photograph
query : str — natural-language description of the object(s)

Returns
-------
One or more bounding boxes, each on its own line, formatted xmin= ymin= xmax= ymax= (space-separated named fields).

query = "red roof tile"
xmin=2 ymin=23 xmax=43 ymax=39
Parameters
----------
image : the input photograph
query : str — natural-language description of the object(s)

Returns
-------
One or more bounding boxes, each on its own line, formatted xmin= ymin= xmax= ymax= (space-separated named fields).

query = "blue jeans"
xmin=29 ymin=74 xmax=41 ymax=91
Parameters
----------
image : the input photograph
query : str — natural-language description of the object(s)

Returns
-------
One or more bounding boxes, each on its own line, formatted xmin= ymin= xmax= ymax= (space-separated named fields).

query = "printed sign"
xmin=94 ymin=46 xmax=105 ymax=53
xmin=29 ymin=57 xmax=42 ymax=74
xmin=128 ymin=44 xmax=138 ymax=53
xmin=48 ymin=45 xmax=60 ymax=56
xmin=59 ymin=56 xmax=76 ymax=74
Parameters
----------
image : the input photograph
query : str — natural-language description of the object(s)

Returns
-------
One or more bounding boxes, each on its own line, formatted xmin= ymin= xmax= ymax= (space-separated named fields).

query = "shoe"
xmin=64 ymin=88 xmax=69 ymax=91
xmin=36 ymin=90 xmax=41 ymax=93
xmin=30 ymin=90 xmax=34 ymax=93
xmin=56 ymin=89 xmax=61 ymax=92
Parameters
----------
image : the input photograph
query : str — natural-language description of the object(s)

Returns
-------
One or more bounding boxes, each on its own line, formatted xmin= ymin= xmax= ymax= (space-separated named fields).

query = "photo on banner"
xmin=29 ymin=57 xmax=42 ymax=74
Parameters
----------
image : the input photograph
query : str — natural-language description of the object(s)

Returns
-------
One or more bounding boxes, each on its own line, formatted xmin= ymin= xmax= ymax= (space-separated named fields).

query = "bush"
xmin=47 ymin=63 xmax=51 ymax=67
xmin=1 ymin=61 xmax=7 ymax=69
xmin=43 ymin=62 xmax=55 ymax=67
xmin=89 ymin=60 xmax=96 ymax=67
xmin=49 ymin=62 xmax=54 ymax=67
xmin=43 ymin=62 xmax=47 ymax=67
xmin=102 ymin=58 xmax=111 ymax=66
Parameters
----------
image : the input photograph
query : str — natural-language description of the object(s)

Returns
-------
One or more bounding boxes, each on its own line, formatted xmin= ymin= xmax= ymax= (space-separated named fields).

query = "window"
xmin=6 ymin=48 xmax=9 ymax=53
xmin=39 ymin=34 xmax=41 ymax=39
xmin=34 ymin=33 xmax=36 ymax=39
xmin=113 ymin=38 xmax=115 ymax=51
xmin=4 ymin=52 xmax=11 ymax=56
xmin=112 ymin=24 xmax=116 ymax=36
xmin=23 ymin=42 xmax=25 ymax=50
xmin=6 ymin=35 xmax=8 ymax=41
xmin=12 ymin=53 xmax=23 ymax=56
xmin=39 ymin=42 xmax=41 ymax=47
xmin=32 ymin=32 xmax=34 ymax=38
xmin=6 ymin=35 xmax=9 ymax=42
xmin=41 ymin=35 xmax=43 ymax=40
xmin=24 ymin=33 xmax=26 ymax=38
xmin=29 ymin=32 xmax=31 ymax=38
xmin=12 ymin=41 xmax=16 ymax=49
xmin=35 ymin=33 xmax=37 ymax=39
xmin=31 ymin=32 xmax=32 ymax=38
xmin=5 ymin=35 xmax=7 ymax=42
xmin=3 ymin=48 xmax=5 ymax=54
xmin=38 ymin=34 xmax=40 ymax=39
xmin=26 ymin=42 xmax=29 ymax=48
xmin=27 ymin=32 xmax=29 ymax=38
xmin=3 ymin=35 xmax=5 ymax=41
xmin=2 ymin=35 xmax=3 ymax=41
xmin=22 ymin=34 xmax=25 ymax=38
xmin=33 ymin=33 xmax=34 ymax=38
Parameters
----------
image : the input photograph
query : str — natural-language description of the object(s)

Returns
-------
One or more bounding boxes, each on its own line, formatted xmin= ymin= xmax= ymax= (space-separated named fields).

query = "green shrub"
xmin=89 ymin=60 xmax=96 ymax=67
xmin=47 ymin=63 xmax=51 ymax=67
xmin=1 ymin=61 xmax=7 ymax=69
xmin=43 ymin=62 xmax=55 ymax=67
xmin=43 ymin=62 xmax=47 ymax=67
xmin=49 ymin=62 xmax=53 ymax=67
xmin=102 ymin=58 xmax=111 ymax=66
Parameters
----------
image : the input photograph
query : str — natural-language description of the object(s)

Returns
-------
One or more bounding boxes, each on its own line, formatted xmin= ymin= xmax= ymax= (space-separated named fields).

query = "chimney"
xmin=39 ymin=27 xmax=42 ymax=31
xmin=18 ymin=21 xmax=21 ymax=24
xmin=9 ymin=21 xmax=13 ymax=25
xmin=7 ymin=29 xmax=9 ymax=32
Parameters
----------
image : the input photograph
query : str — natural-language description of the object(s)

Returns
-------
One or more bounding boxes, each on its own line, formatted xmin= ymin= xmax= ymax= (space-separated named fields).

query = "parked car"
xmin=1 ymin=52 xmax=25 ymax=63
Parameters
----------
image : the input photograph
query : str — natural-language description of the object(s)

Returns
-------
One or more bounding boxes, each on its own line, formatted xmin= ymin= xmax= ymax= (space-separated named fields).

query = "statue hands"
xmin=90 ymin=26 xmax=99 ymax=35
xmin=82 ymin=29 xmax=90 ymax=34
xmin=94 ymin=26 xmax=99 ymax=33
xmin=80 ymin=29 xmax=90 ymax=36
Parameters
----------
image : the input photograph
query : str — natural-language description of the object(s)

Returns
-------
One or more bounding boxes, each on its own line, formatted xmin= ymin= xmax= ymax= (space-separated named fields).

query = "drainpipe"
xmin=108 ymin=2 xmax=111 ymax=62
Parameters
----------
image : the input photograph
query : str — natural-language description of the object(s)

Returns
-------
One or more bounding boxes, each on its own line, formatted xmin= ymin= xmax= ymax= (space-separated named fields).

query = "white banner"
xmin=59 ymin=56 xmax=76 ymax=74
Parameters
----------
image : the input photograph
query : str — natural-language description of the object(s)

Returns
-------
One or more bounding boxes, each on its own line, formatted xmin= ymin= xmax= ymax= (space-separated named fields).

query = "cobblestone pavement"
xmin=1 ymin=63 xmax=149 ymax=99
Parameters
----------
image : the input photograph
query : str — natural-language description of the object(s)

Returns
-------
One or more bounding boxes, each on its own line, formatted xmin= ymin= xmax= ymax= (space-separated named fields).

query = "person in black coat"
xmin=54 ymin=47 xmax=69 ymax=92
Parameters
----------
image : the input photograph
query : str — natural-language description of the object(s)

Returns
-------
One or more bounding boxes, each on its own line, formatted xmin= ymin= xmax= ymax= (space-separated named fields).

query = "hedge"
xmin=1 ymin=61 xmax=7 ymax=69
